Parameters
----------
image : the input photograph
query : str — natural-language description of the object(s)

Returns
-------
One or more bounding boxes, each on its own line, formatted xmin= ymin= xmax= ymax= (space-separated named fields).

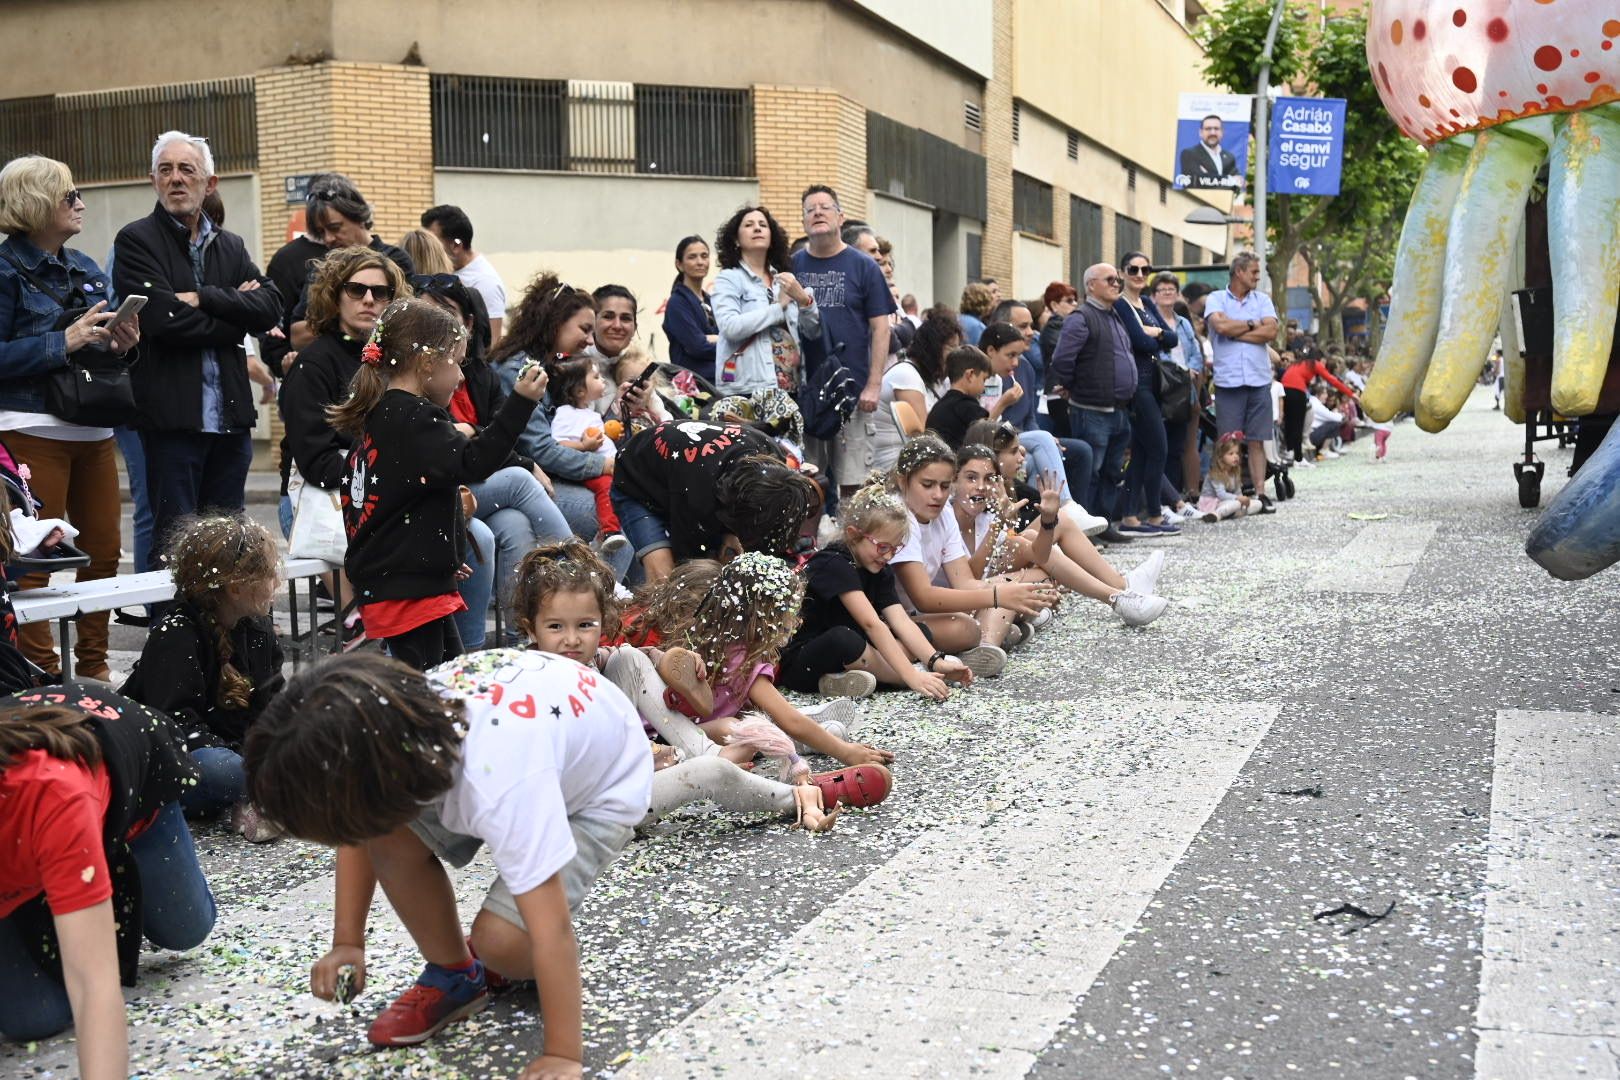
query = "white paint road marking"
xmin=618 ymin=702 xmax=1279 ymax=1080
xmin=1475 ymin=710 xmax=1620 ymax=1080
xmin=1314 ymin=521 xmax=1439 ymax=594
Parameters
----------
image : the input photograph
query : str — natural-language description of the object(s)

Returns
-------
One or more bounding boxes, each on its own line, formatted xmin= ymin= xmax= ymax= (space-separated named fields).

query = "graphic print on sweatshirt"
xmin=343 ymin=434 xmax=380 ymax=539
xmin=651 ymin=421 xmax=746 ymax=463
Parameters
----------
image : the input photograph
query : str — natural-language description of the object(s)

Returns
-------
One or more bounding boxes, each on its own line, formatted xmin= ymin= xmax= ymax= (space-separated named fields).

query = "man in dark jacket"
xmin=113 ymin=131 xmax=282 ymax=568
xmin=1050 ymin=263 xmax=1136 ymax=540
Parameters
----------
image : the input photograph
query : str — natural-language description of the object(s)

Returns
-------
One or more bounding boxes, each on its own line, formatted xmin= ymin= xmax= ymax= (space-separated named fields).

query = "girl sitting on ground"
xmin=777 ymin=480 xmax=972 ymax=700
xmin=971 ymin=421 xmax=1167 ymax=627
xmin=1199 ymin=432 xmax=1256 ymax=521
xmin=617 ymin=558 xmax=721 ymax=647
xmin=121 ymin=514 xmax=286 ymax=841
xmin=513 ymin=540 xmax=887 ymax=827
xmin=886 ymin=435 xmax=1058 ymax=678
xmin=610 ymin=551 xmax=896 ymax=770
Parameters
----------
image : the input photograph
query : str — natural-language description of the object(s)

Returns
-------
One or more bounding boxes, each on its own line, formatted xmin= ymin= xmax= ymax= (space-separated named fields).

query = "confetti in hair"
xmin=894 ymin=433 xmax=957 ymax=479
xmin=682 ymin=551 xmax=804 ymax=687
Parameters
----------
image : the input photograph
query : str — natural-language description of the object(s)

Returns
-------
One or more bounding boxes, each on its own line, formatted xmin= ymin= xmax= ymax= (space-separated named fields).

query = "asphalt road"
xmin=5 ymin=385 xmax=1615 ymax=1080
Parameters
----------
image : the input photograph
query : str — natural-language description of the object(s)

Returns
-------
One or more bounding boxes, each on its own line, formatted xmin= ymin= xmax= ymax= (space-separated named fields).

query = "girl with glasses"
xmin=776 ymin=479 xmax=972 ymax=700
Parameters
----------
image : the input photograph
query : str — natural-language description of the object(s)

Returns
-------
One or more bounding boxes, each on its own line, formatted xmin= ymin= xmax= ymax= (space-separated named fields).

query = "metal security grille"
xmin=635 ymin=85 xmax=753 ymax=177
xmin=432 ymin=74 xmax=753 ymax=177
xmin=432 ymin=74 xmax=568 ymax=171
xmin=1071 ymin=196 xmax=1103 ymax=270
xmin=0 ymin=78 xmax=257 ymax=184
xmin=1153 ymin=228 xmax=1175 ymax=267
xmin=1012 ymin=172 xmax=1053 ymax=238
xmin=1115 ymin=213 xmax=1142 ymax=261
xmin=867 ymin=110 xmax=986 ymax=221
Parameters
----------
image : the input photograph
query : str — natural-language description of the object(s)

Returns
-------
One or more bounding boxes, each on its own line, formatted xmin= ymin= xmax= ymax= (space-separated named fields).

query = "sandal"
xmin=792 ymin=785 xmax=840 ymax=833
xmin=657 ymin=647 xmax=714 ymax=717
xmin=809 ymin=763 xmax=893 ymax=810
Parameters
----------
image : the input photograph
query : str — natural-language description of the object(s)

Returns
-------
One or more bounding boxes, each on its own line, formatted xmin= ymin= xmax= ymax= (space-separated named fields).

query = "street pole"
xmin=1252 ymin=0 xmax=1288 ymax=295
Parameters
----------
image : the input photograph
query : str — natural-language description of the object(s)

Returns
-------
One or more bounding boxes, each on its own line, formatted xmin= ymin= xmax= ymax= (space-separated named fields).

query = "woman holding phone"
xmin=0 ymin=155 xmax=140 ymax=681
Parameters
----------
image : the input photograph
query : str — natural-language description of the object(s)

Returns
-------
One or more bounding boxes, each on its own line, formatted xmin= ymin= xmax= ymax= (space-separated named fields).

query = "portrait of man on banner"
xmin=1173 ymin=93 xmax=1251 ymax=192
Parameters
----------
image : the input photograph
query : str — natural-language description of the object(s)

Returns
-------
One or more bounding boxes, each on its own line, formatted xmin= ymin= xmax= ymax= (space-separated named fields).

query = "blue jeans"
xmin=114 ymin=426 xmax=153 ymax=573
xmin=609 ymin=487 xmax=671 ymax=561
xmin=277 ymin=492 xmax=294 ymax=539
xmin=1124 ymin=370 xmax=1168 ymax=520
xmin=1020 ymin=430 xmax=1094 ymax=509
xmin=551 ymin=480 xmax=598 ymax=539
xmin=1069 ymin=405 xmax=1132 ymax=522
xmin=453 ymin=516 xmax=496 ymax=650
xmin=180 ymin=746 xmax=246 ymax=817
xmin=468 ymin=466 xmax=572 ymax=603
xmin=139 ymin=429 xmax=253 ymax=571
xmin=0 ymin=801 xmax=215 ymax=1040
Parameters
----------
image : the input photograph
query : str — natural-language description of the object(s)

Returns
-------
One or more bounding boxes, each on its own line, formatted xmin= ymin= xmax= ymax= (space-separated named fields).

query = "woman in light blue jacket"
xmin=710 ymin=205 xmax=818 ymax=396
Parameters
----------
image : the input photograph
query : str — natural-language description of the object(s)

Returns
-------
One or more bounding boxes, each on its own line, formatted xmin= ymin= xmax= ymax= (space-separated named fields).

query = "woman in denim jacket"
xmin=711 ymin=205 xmax=818 ymax=397
xmin=0 ymin=156 xmax=139 ymax=681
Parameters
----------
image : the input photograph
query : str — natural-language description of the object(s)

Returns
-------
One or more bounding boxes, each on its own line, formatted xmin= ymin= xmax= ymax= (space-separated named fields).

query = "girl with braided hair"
xmin=121 ymin=514 xmax=287 ymax=840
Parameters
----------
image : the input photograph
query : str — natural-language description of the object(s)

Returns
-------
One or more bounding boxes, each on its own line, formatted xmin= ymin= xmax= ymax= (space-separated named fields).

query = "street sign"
xmin=284 ymin=174 xmax=316 ymax=205
xmin=1268 ymin=97 xmax=1346 ymax=196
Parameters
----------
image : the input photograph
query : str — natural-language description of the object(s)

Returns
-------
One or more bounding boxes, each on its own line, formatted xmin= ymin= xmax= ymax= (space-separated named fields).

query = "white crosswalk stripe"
xmin=1475 ymin=710 xmax=1620 ymax=1080
xmin=619 ymin=703 xmax=1278 ymax=1079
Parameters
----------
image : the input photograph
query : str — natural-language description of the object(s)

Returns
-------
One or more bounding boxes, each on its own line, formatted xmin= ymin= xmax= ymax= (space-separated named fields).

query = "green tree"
xmin=1197 ymin=1 xmax=1422 ymax=344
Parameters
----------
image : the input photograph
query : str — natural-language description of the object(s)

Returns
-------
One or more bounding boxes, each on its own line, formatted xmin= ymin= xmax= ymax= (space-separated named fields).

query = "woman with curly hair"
xmin=121 ymin=514 xmax=286 ymax=840
xmin=711 ymin=205 xmax=818 ymax=396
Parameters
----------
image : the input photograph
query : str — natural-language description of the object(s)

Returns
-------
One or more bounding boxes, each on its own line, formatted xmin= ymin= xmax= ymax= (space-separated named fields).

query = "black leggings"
xmin=385 ymin=614 xmax=463 ymax=671
xmin=777 ymin=627 xmax=868 ymax=692
xmin=1282 ymin=386 xmax=1309 ymax=461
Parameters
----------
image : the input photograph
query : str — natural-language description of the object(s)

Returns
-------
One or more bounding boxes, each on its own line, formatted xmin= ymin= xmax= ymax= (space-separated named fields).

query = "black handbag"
xmin=1156 ymin=357 xmax=1194 ymax=423
xmin=0 ymin=248 xmax=138 ymax=427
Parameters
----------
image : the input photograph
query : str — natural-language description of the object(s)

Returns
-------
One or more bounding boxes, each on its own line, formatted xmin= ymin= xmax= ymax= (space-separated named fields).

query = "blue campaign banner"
xmin=1269 ymin=97 xmax=1346 ymax=196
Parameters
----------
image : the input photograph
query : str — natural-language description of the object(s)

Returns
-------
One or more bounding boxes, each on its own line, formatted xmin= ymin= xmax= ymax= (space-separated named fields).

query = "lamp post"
xmin=1184 ymin=205 xmax=1245 ymax=264
xmin=1252 ymin=0 xmax=1290 ymax=295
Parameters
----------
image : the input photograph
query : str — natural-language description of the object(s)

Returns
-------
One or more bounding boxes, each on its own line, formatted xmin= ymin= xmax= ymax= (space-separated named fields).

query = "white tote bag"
xmin=286 ymin=462 xmax=348 ymax=565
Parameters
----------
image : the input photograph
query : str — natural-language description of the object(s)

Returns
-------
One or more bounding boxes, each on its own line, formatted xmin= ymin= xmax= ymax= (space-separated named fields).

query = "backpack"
xmin=797 ymin=337 xmax=859 ymax=441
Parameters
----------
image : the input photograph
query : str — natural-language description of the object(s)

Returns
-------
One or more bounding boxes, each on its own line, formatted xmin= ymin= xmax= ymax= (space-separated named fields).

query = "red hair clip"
xmin=360 ymin=341 xmax=383 ymax=366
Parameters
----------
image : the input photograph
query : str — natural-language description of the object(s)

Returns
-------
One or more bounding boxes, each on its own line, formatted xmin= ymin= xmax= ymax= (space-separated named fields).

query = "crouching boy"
xmin=243 ymin=649 xmax=652 ymax=1080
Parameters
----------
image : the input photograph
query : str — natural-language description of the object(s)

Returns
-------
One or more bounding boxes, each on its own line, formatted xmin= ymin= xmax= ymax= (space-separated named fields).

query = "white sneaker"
xmin=1061 ymin=502 xmax=1109 ymax=537
xmin=817 ymin=669 xmax=878 ymax=699
xmin=1321 ymin=448 xmax=1341 ymax=459
xmin=795 ymin=697 xmax=859 ymax=753
xmin=1177 ymin=504 xmax=1199 ymax=522
xmin=1111 ymin=590 xmax=1168 ymax=627
xmin=1296 ymin=455 xmax=1316 ymax=468
xmin=1003 ymin=621 xmax=1026 ymax=649
xmin=1124 ymin=549 xmax=1164 ymax=596
xmin=959 ymin=644 xmax=1007 ymax=678
xmin=1028 ymin=606 xmax=1055 ymax=633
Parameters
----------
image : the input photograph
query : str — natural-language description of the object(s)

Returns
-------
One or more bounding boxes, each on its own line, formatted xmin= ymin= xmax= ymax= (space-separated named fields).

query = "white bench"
xmin=11 ymin=558 xmax=341 ymax=678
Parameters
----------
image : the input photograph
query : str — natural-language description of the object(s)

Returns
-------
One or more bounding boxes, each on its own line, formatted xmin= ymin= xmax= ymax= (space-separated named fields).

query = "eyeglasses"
xmin=342 ymin=281 xmax=396 ymax=302
xmin=855 ymin=528 xmax=900 ymax=559
xmin=803 ymin=203 xmax=840 ymax=217
xmin=1124 ymin=265 xmax=1152 ymax=276
xmin=1104 ymin=276 xmax=1123 ymax=287
xmin=61 ymin=189 xmax=82 ymax=206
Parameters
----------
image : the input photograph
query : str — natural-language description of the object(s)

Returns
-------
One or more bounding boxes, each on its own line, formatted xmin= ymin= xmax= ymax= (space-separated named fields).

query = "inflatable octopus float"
xmin=1362 ymin=0 xmax=1620 ymax=579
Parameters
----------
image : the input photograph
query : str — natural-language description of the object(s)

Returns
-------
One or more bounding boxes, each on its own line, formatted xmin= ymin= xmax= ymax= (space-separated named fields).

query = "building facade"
xmin=1 ymin=0 xmax=1232 ymax=340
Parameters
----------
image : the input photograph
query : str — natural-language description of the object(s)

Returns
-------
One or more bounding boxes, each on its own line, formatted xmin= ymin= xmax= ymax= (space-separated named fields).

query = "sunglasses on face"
xmin=410 ymin=273 xmax=458 ymax=292
xmin=61 ymin=189 xmax=82 ymax=206
xmin=342 ymin=281 xmax=395 ymax=302
xmin=1124 ymin=265 xmax=1152 ymax=276
xmin=1104 ymin=276 xmax=1123 ymax=287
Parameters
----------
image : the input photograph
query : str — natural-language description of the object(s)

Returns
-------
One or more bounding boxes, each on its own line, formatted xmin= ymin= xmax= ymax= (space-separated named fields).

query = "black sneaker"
xmin=1257 ymin=494 xmax=1277 ymax=514
xmin=1097 ymin=527 xmax=1136 ymax=544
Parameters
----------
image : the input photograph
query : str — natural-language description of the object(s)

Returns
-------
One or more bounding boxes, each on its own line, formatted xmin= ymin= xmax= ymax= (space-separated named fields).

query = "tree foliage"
xmin=1197 ymin=0 xmax=1424 ymax=344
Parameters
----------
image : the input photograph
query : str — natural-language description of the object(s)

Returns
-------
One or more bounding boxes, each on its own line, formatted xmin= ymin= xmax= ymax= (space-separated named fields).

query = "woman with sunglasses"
xmin=1114 ymin=252 xmax=1180 ymax=536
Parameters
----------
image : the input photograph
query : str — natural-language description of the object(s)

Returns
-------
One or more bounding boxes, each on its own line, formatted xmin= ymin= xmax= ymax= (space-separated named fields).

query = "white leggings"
xmin=603 ymin=645 xmax=725 ymax=761
xmin=643 ymin=755 xmax=797 ymax=826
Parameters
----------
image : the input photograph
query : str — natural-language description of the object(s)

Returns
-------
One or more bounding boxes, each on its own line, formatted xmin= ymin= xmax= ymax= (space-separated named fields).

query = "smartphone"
xmin=632 ymin=360 xmax=661 ymax=389
xmin=106 ymin=294 xmax=147 ymax=329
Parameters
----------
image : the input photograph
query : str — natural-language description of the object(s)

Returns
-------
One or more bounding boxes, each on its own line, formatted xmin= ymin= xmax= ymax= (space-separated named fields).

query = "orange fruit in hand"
xmin=603 ymin=420 xmax=623 ymax=440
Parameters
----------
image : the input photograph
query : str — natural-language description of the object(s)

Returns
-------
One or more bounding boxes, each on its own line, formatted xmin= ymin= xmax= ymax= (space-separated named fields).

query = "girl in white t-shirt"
xmin=547 ymin=355 xmax=624 ymax=541
xmin=954 ymin=442 xmax=1168 ymax=629
xmin=886 ymin=435 xmax=1058 ymax=678
xmin=872 ymin=309 xmax=957 ymax=473
xmin=511 ymin=539 xmax=890 ymax=830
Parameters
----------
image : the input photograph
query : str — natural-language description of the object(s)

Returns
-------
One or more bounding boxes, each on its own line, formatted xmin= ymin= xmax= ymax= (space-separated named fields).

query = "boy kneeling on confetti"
xmin=243 ymin=649 xmax=652 ymax=1080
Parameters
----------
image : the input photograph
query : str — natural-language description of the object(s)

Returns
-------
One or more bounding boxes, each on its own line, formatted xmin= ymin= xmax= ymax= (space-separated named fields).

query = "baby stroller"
xmin=1195 ymin=401 xmax=1295 ymax=503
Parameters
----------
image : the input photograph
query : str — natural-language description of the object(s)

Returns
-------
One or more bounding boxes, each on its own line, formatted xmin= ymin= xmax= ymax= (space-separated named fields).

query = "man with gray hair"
xmin=1202 ymin=252 xmax=1279 ymax=509
xmin=113 ymin=130 xmax=281 ymax=566
xmin=1050 ymin=262 xmax=1137 ymax=544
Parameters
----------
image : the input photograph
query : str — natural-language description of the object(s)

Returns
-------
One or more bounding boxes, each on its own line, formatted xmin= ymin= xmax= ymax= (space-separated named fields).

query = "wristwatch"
xmin=1246 ymin=319 xmax=1257 ymax=331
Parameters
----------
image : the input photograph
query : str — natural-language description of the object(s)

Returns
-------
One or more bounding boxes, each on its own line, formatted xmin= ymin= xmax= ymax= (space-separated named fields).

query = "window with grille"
xmin=0 ymin=78 xmax=257 ymax=184
xmin=1115 ymin=213 xmax=1142 ymax=260
xmin=1071 ymin=197 xmax=1103 ymax=270
xmin=964 ymin=101 xmax=983 ymax=132
xmin=1152 ymin=229 xmax=1175 ymax=267
xmin=1012 ymin=101 xmax=1021 ymax=144
xmin=1012 ymin=172 xmax=1053 ymax=238
xmin=1159 ymin=180 xmax=1168 ymax=205
xmin=1066 ymin=130 xmax=1080 ymax=160
xmin=1125 ymin=163 xmax=1137 ymax=191
xmin=432 ymin=74 xmax=753 ymax=177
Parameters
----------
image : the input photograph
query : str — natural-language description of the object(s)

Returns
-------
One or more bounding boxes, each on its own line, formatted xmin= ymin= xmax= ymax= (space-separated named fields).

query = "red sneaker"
xmin=366 ymin=961 xmax=488 ymax=1047
xmin=809 ymin=763 xmax=893 ymax=809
